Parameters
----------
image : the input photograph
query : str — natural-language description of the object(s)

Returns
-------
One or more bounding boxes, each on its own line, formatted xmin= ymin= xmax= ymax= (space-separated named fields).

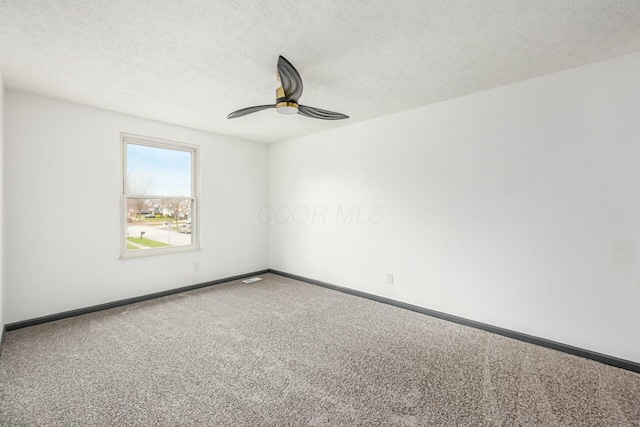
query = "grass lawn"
xmin=131 ymin=218 xmax=186 ymax=228
xmin=126 ymin=244 xmax=140 ymax=250
xmin=127 ymin=237 xmax=171 ymax=248
xmin=130 ymin=217 xmax=167 ymax=222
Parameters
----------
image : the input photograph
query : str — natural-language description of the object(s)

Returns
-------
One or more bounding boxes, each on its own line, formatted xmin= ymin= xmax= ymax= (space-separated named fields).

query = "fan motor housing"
xmin=276 ymin=101 xmax=299 ymax=115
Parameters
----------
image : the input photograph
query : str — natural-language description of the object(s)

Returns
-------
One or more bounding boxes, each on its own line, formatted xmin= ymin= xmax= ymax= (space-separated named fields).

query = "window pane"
xmin=126 ymin=143 xmax=192 ymax=196
xmin=126 ymin=198 xmax=193 ymax=250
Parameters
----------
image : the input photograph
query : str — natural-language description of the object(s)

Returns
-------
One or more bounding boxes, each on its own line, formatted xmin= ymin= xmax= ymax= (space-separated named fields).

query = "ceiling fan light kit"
xmin=227 ymin=56 xmax=349 ymax=121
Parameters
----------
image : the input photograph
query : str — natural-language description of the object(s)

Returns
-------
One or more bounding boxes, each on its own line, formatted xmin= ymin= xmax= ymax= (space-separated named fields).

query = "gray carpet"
xmin=1 ymin=273 xmax=639 ymax=426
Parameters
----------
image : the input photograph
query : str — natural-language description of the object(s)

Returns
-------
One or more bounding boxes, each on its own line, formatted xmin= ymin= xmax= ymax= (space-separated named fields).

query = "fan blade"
xmin=277 ymin=56 xmax=303 ymax=102
xmin=298 ymin=105 xmax=349 ymax=120
xmin=227 ymin=104 xmax=275 ymax=119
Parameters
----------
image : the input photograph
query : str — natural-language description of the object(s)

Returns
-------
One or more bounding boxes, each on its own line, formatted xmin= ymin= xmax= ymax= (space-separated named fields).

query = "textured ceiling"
xmin=1 ymin=1 xmax=640 ymax=143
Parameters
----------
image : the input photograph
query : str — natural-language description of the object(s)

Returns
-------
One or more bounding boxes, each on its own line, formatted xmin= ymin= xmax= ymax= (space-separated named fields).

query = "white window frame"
xmin=120 ymin=133 xmax=200 ymax=259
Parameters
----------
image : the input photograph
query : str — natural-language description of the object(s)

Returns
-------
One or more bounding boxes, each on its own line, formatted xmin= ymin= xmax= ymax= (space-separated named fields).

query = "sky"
xmin=127 ymin=143 xmax=192 ymax=196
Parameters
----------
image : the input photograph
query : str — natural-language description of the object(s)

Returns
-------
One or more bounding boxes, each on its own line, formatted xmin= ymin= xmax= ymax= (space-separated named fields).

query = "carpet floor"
xmin=1 ymin=273 xmax=639 ymax=426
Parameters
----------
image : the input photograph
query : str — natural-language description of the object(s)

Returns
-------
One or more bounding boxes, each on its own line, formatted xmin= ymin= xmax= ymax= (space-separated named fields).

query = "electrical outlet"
xmin=194 ymin=262 xmax=200 ymax=272
xmin=386 ymin=273 xmax=393 ymax=284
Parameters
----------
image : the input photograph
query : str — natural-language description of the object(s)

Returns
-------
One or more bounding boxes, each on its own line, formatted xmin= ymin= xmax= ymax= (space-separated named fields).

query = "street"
xmin=127 ymin=224 xmax=192 ymax=246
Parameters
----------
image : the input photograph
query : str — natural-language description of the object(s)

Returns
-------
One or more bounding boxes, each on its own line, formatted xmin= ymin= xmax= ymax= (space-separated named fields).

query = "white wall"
xmin=270 ymin=52 xmax=640 ymax=363
xmin=0 ymin=71 xmax=4 ymax=329
xmin=4 ymin=91 xmax=269 ymax=323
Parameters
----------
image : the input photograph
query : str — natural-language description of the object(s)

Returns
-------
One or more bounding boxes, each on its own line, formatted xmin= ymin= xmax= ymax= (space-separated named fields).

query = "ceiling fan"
xmin=227 ymin=56 xmax=349 ymax=120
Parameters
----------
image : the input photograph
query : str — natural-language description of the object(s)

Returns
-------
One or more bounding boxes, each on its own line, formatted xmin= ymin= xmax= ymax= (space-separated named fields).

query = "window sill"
xmin=120 ymin=245 xmax=201 ymax=260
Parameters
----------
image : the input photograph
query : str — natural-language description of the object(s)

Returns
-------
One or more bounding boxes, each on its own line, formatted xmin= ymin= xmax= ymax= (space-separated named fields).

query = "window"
xmin=121 ymin=133 xmax=199 ymax=258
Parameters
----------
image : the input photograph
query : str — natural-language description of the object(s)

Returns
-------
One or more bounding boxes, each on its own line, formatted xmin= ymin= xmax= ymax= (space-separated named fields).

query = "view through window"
xmin=122 ymin=134 xmax=198 ymax=258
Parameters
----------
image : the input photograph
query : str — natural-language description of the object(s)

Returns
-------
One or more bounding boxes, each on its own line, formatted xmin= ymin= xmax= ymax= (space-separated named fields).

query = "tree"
xmin=134 ymin=199 xmax=149 ymax=221
xmin=127 ymin=172 xmax=152 ymax=220
xmin=160 ymin=199 xmax=191 ymax=230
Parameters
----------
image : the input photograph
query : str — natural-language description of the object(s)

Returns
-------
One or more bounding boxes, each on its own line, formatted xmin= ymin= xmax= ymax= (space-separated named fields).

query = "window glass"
xmin=122 ymin=135 xmax=198 ymax=258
